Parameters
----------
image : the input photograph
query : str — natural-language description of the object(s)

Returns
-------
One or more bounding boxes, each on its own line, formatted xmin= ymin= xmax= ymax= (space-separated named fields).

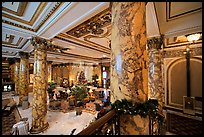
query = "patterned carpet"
xmin=2 ymin=107 xmax=19 ymax=135
xmin=2 ymin=93 xmax=21 ymax=135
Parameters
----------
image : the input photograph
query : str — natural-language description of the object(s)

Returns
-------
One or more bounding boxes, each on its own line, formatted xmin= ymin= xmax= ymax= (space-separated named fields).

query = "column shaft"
xmin=147 ymin=37 xmax=163 ymax=111
xmin=30 ymin=36 xmax=49 ymax=134
xmin=111 ymin=2 xmax=148 ymax=135
xmin=47 ymin=61 xmax=52 ymax=82
xmin=19 ymin=52 xmax=29 ymax=105
xmin=14 ymin=59 xmax=20 ymax=95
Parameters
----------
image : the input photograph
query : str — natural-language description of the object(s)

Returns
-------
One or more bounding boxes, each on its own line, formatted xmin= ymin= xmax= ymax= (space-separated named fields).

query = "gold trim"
xmin=66 ymin=8 xmax=111 ymax=38
xmin=2 ymin=41 xmax=17 ymax=47
xmin=2 ymin=39 xmax=29 ymax=49
xmin=54 ymin=35 xmax=111 ymax=54
xmin=2 ymin=19 xmax=35 ymax=31
xmin=83 ymin=25 xmax=111 ymax=49
xmin=3 ymin=37 xmax=23 ymax=46
xmin=2 ymin=2 xmax=28 ymax=16
xmin=47 ymin=51 xmax=103 ymax=61
xmin=166 ymin=2 xmax=202 ymax=22
xmin=2 ymin=3 xmax=47 ymax=26
xmin=16 ymin=37 xmax=24 ymax=46
xmin=35 ymin=2 xmax=63 ymax=32
xmin=2 ymin=2 xmax=63 ymax=32
xmin=58 ymin=33 xmax=110 ymax=52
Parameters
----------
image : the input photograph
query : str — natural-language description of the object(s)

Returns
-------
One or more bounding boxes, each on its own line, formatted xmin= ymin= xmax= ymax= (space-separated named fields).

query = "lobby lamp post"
xmin=183 ymin=33 xmax=201 ymax=115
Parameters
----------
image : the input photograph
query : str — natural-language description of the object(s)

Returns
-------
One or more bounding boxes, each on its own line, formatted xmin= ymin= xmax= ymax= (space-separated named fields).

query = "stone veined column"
xmin=19 ymin=52 xmax=29 ymax=106
xmin=47 ymin=61 xmax=53 ymax=83
xmin=30 ymin=36 xmax=49 ymax=134
xmin=14 ymin=58 xmax=20 ymax=95
xmin=110 ymin=2 xmax=148 ymax=135
xmin=147 ymin=36 xmax=164 ymax=112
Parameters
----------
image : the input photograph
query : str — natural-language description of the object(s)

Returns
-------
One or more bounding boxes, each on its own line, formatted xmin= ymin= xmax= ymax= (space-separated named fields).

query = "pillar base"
xmin=30 ymin=122 xmax=49 ymax=134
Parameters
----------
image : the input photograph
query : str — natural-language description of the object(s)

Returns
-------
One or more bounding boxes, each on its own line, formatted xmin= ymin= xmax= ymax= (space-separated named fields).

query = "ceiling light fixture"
xmin=186 ymin=33 xmax=201 ymax=42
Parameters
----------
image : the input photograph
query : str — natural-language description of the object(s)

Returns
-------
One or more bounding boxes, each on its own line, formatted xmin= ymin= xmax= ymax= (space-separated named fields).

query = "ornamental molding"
xmin=66 ymin=8 xmax=111 ymax=38
xmin=147 ymin=36 xmax=163 ymax=50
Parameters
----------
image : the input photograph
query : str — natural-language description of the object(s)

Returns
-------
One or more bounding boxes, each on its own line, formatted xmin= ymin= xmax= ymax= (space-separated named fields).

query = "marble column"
xmin=19 ymin=52 xmax=29 ymax=106
xmin=147 ymin=36 xmax=163 ymax=111
xmin=47 ymin=61 xmax=52 ymax=83
xmin=10 ymin=63 xmax=15 ymax=82
xmin=110 ymin=2 xmax=148 ymax=135
xmin=14 ymin=58 xmax=20 ymax=95
xmin=30 ymin=36 xmax=49 ymax=134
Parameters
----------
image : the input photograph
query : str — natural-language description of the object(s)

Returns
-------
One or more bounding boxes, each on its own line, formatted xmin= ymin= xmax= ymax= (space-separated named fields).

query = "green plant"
xmin=47 ymin=82 xmax=57 ymax=93
xmin=71 ymin=84 xmax=88 ymax=102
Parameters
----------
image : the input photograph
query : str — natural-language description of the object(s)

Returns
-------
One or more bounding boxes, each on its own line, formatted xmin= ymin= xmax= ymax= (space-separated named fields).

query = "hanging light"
xmin=186 ymin=33 xmax=201 ymax=42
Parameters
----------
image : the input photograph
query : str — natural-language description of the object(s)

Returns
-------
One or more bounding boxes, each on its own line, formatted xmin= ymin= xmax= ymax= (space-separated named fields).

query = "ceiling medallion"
xmin=66 ymin=8 xmax=111 ymax=38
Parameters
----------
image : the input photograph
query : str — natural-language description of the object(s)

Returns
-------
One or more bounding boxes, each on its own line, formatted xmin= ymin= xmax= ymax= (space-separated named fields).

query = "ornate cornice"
xmin=66 ymin=8 xmax=111 ymax=37
xmin=19 ymin=51 xmax=29 ymax=59
xmin=35 ymin=2 xmax=63 ymax=32
xmin=2 ymin=2 xmax=63 ymax=32
xmin=147 ymin=36 xmax=163 ymax=50
xmin=163 ymin=47 xmax=202 ymax=58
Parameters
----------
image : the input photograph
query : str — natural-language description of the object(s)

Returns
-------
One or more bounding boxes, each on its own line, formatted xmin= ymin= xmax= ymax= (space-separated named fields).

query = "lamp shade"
xmin=186 ymin=33 xmax=201 ymax=42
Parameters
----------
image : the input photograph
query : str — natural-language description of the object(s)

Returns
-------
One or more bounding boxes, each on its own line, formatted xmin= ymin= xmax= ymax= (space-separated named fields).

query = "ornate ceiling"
xmin=2 ymin=2 xmax=202 ymax=64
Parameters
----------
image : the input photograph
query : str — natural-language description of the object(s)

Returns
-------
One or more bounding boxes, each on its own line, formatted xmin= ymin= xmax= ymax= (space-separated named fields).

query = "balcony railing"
xmin=77 ymin=109 xmax=120 ymax=135
xmin=78 ymin=108 xmax=164 ymax=135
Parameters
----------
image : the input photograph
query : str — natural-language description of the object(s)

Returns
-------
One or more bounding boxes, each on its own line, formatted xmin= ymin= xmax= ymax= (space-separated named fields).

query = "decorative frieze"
xmin=163 ymin=47 xmax=202 ymax=58
xmin=66 ymin=8 xmax=111 ymax=37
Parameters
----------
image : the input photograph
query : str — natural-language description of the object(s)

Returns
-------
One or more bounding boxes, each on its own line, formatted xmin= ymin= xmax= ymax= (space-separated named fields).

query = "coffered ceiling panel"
xmin=2 ymin=2 xmax=202 ymax=64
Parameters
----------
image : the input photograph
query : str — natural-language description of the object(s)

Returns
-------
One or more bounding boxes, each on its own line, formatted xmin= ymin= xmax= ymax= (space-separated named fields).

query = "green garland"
xmin=111 ymin=99 xmax=164 ymax=124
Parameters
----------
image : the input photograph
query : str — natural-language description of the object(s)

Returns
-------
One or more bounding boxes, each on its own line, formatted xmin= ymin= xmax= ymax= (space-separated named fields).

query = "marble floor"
xmin=9 ymin=92 xmax=98 ymax=135
xmin=3 ymin=92 xmax=176 ymax=135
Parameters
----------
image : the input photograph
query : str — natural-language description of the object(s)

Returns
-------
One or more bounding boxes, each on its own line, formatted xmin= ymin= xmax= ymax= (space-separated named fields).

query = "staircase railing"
xmin=77 ymin=109 xmax=120 ymax=135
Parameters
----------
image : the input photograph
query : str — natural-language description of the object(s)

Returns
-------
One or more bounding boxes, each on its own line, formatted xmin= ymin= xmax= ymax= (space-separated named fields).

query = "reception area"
xmin=2 ymin=2 xmax=202 ymax=135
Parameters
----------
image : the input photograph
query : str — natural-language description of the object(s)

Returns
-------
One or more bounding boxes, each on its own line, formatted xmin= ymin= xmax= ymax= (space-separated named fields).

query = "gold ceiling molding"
xmin=2 ymin=36 xmax=23 ymax=47
xmin=2 ymin=2 xmax=63 ymax=32
xmin=2 ymin=2 xmax=47 ymax=26
xmin=58 ymin=33 xmax=110 ymax=52
xmin=2 ymin=39 xmax=29 ymax=49
xmin=83 ymin=25 xmax=111 ymax=49
xmin=166 ymin=2 xmax=202 ymax=22
xmin=44 ymin=51 xmax=102 ymax=61
xmin=35 ymin=2 xmax=63 ymax=32
xmin=2 ymin=2 xmax=28 ymax=16
xmin=66 ymin=8 xmax=111 ymax=38
xmin=2 ymin=51 xmax=17 ymax=56
xmin=16 ymin=37 xmax=24 ymax=46
xmin=2 ymin=19 xmax=35 ymax=31
xmin=54 ymin=35 xmax=111 ymax=55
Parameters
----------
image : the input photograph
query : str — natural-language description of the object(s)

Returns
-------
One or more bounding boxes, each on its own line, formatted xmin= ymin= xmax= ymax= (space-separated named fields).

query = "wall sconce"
xmin=186 ymin=33 xmax=201 ymax=42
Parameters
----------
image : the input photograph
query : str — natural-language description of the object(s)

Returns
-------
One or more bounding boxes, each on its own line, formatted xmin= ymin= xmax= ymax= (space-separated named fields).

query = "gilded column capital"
xmin=30 ymin=36 xmax=51 ymax=51
xmin=147 ymin=36 xmax=163 ymax=50
xmin=19 ymin=52 xmax=29 ymax=59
